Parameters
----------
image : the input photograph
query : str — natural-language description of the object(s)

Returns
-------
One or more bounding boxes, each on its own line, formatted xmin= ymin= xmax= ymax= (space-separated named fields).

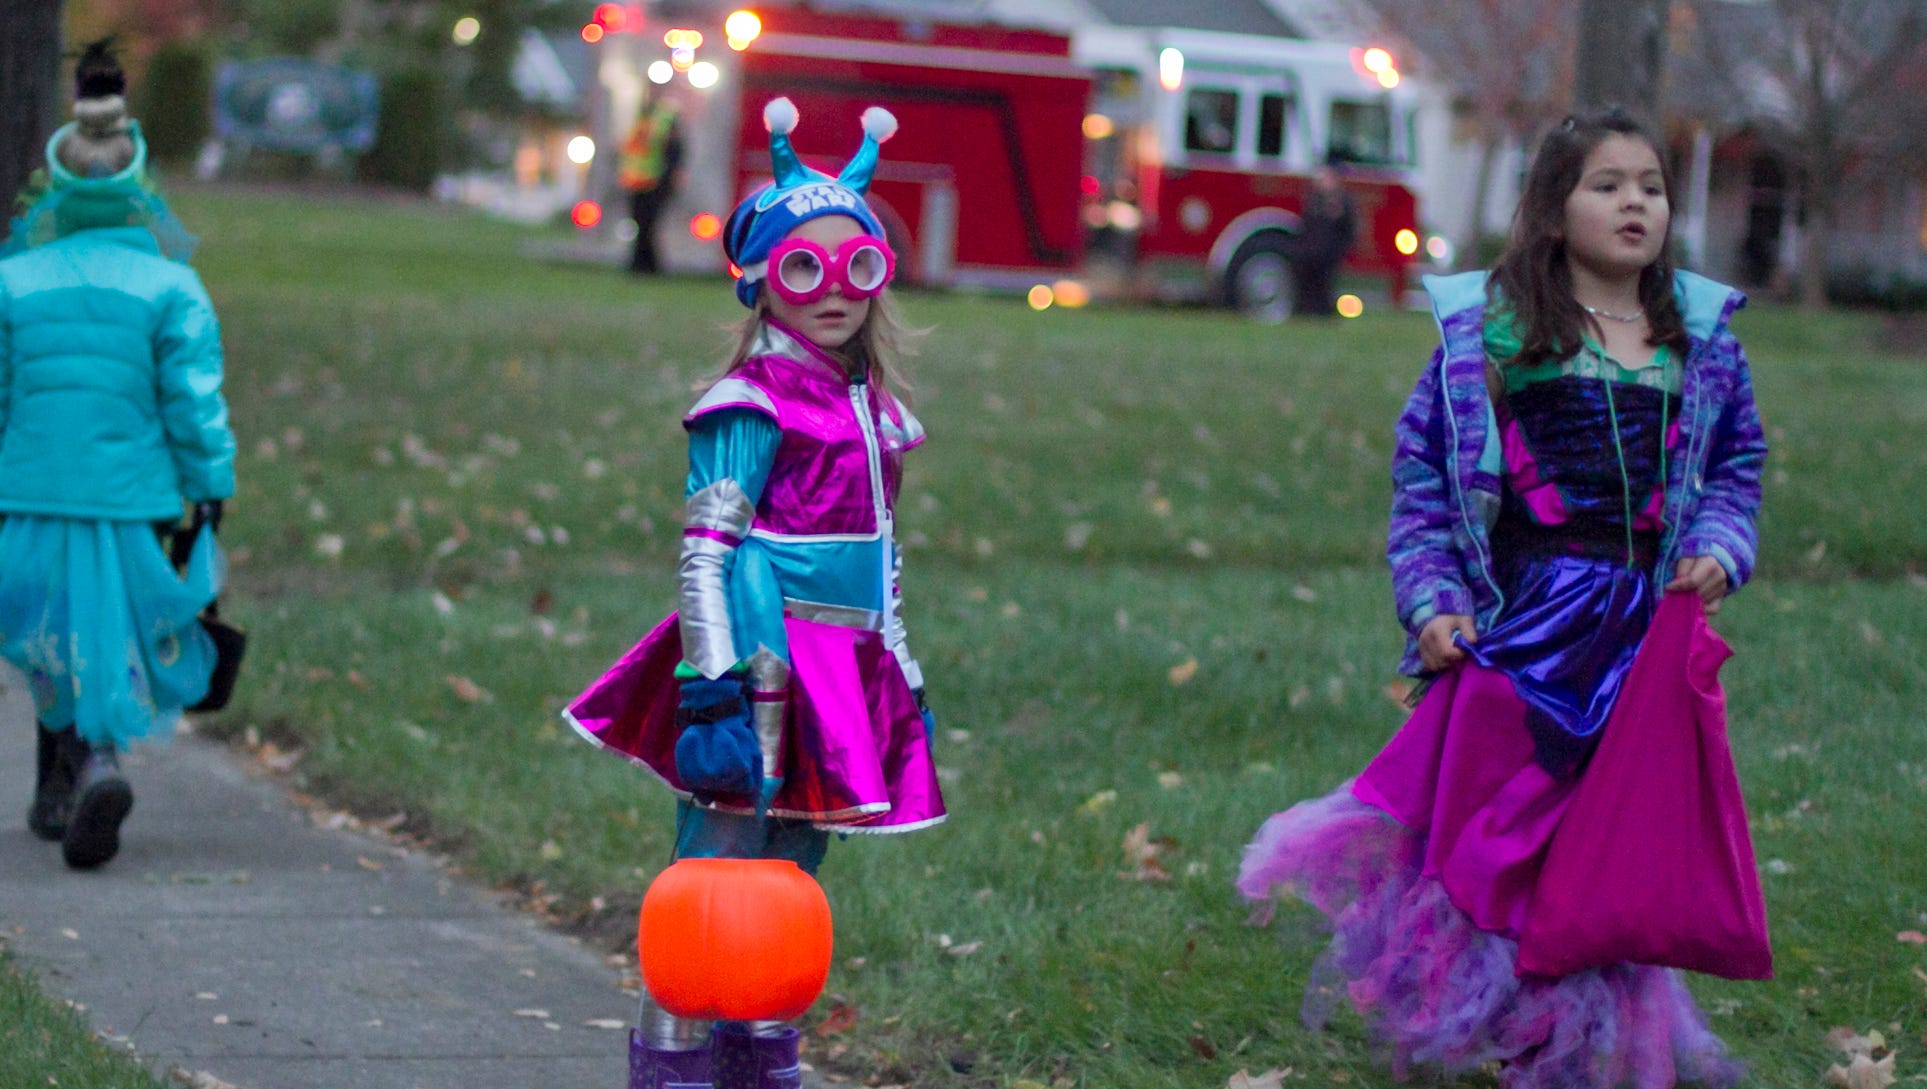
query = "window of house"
xmin=1183 ymin=88 xmax=1240 ymax=155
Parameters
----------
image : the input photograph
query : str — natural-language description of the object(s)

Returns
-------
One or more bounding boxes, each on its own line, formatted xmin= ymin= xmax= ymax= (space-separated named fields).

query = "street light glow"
xmin=689 ymin=61 xmax=720 ymax=88
xmin=647 ymin=61 xmax=674 ymax=84
xmin=567 ymin=135 xmax=596 ymax=164
xmin=451 ymin=16 xmax=480 ymax=45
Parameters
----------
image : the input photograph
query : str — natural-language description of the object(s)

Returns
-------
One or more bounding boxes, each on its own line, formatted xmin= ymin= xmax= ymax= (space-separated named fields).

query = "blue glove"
xmin=914 ymin=687 xmax=935 ymax=741
xmin=673 ymin=675 xmax=762 ymax=801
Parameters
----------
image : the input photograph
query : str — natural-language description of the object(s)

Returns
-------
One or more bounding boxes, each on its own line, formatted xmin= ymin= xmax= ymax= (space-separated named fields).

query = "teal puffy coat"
xmin=0 ymin=225 xmax=235 ymax=521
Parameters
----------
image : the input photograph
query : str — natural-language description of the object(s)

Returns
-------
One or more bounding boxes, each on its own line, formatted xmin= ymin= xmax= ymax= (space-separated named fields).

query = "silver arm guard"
xmin=678 ymin=479 xmax=755 ymax=680
xmin=884 ymin=535 xmax=925 ymax=692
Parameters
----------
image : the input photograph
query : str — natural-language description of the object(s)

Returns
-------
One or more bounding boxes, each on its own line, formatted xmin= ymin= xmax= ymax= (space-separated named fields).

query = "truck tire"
xmin=1223 ymin=234 xmax=1297 ymax=322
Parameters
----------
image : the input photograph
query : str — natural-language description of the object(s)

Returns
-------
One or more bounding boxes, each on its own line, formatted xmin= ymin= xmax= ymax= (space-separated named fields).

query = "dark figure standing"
xmin=1293 ymin=165 xmax=1357 ymax=317
xmin=621 ymin=91 xmax=685 ymax=275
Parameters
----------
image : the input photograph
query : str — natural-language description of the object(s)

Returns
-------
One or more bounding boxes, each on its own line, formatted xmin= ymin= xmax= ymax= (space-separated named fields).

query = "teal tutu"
xmin=0 ymin=517 xmax=222 ymax=747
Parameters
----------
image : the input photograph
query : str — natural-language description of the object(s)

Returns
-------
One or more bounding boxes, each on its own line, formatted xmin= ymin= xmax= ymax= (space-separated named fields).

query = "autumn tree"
xmin=1366 ymin=0 xmax=1580 ymax=266
xmin=1687 ymin=0 xmax=1927 ymax=307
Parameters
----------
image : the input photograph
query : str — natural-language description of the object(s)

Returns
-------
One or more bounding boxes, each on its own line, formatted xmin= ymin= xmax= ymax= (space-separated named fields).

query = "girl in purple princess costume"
xmin=1237 ymin=108 xmax=1769 ymax=1086
xmin=566 ymin=98 xmax=943 ymax=1089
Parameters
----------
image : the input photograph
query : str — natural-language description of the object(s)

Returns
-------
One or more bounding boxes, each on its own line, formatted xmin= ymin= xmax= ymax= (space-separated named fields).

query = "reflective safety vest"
xmin=619 ymin=102 xmax=678 ymax=191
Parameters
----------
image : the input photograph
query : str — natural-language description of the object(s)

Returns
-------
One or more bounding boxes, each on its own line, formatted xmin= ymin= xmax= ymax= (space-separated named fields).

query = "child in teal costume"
xmin=0 ymin=42 xmax=235 ymax=869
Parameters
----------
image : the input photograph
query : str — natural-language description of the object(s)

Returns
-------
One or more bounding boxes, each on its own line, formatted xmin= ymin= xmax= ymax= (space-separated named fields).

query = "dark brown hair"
xmin=1489 ymin=107 xmax=1689 ymax=369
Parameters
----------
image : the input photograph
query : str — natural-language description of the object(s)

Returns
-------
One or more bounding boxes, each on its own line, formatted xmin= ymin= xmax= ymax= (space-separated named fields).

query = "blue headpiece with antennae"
xmin=724 ymin=97 xmax=896 ymax=307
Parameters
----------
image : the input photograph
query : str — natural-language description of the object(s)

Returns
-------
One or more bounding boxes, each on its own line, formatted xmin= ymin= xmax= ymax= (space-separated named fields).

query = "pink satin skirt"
xmin=565 ymin=612 xmax=946 ymax=833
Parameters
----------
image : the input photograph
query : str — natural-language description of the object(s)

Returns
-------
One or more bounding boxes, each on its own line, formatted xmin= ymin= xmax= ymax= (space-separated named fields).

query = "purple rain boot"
xmin=60 ymin=738 xmax=132 ymax=870
xmin=713 ymin=1025 xmax=802 ymax=1089
xmin=28 ymin=722 xmax=77 ymax=841
xmin=629 ymin=1028 xmax=715 ymax=1089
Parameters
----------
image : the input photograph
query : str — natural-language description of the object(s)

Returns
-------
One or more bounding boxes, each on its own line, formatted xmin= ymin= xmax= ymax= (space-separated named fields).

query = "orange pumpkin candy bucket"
xmin=638 ymin=858 xmax=834 ymax=1022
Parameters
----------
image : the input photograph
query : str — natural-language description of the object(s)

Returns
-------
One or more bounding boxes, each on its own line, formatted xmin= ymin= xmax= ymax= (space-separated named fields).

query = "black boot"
xmin=27 ymin=722 xmax=77 ymax=841
xmin=61 ymin=737 xmax=133 ymax=870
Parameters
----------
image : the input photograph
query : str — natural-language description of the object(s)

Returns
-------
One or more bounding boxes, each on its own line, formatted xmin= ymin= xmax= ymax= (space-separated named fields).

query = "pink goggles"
xmin=762 ymin=235 xmax=896 ymax=305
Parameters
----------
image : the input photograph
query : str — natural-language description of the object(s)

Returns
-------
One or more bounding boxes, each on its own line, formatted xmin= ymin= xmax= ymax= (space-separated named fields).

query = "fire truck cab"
xmin=596 ymin=6 xmax=1424 ymax=318
xmin=1074 ymin=26 xmax=1425 ymax=317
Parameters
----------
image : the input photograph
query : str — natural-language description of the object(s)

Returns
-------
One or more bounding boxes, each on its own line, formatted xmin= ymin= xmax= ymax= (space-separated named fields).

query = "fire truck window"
xmin=1184 ymin=89 xmax=1240 ymax=155
xmin=1258 ymin=94 xmax=1292 ymax=158
xmin=1327 ymin=100 xmax=1394 ymax=165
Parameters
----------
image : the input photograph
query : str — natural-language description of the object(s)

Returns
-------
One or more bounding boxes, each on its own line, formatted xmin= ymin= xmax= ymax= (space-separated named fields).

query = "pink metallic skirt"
xmin=565 ymin=612 xmax=946 ymax=833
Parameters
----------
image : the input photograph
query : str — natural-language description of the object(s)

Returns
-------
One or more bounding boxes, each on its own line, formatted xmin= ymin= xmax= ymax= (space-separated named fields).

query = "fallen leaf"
xmin=1188 ymin=1034 xmax=1218 ymax=1059
xmin=1228 ymin=1070 xmax=1291 ymax=1089
xmin=173 ymin=1072 xmax=244 ymax=1089
xmin=513 ymin=1009 xmax=551 ymax=1019
xmin=355 ymin=856 xmax=383 ymax=872
xmin=583 ymin=1019 xmax=627 ymax=1030
xmin=1827 ymin=1027 xmax=1888 ymax=1055
xmin=1825 ymin=1054 xmax=1897 ymax=1089
xmin=445 ymin=675 xmax=489 ymax=703
xmin=1898 ymin=931 xmax=1927 ymax=944
xmin=1121 ymin=822 xmax=1174 ymax=882
xmin=815 ymin=1002 xmax=859 ymax=1036
xmin=256 ymin=743 xmax=303 ymax=774
xmin=1079 ymin=789 xmax=1118 ymax=815
xmin=1383 ymin=679 xmax=1414 ymax=708
xmin=1167 ymin=658 xmax=1199 ymax=685
xmin=945 ymin=941 xmax=983 ymax=957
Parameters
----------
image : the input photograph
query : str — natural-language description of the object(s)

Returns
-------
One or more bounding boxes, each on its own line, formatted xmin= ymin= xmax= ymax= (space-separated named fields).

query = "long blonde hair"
xmin=716 ymin=289 xmax=924 ymax=406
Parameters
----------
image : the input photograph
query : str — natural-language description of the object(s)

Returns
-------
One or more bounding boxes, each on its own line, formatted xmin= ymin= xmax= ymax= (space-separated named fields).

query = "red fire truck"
xmin=599 ymin=5 xmax=1425 ymax=317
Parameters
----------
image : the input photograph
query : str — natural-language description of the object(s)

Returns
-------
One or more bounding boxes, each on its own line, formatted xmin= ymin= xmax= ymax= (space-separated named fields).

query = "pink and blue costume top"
xmin=565 ymin=319 xmax=945 ymax=833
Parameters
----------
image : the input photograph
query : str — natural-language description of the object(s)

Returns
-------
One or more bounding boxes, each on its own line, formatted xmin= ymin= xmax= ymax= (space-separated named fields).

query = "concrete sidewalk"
xmin=0 ymin=668 xmax=634 ymax=1089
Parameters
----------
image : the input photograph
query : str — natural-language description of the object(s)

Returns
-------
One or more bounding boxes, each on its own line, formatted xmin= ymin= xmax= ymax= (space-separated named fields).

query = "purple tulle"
xmin=1238 ymin=785 xmax=1743 ymax=1089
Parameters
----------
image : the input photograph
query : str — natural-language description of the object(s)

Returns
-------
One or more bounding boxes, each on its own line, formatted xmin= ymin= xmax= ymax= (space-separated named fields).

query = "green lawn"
xmin=1 ymin=950 xmax=163 ymax=1088
xmin=24 ymin=183 xmax=1927 ymax=1086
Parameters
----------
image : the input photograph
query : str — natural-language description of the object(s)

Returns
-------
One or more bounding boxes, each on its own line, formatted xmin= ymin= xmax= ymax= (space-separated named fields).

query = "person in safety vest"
xmin=620 ymin=89 xmax=686 ymax=274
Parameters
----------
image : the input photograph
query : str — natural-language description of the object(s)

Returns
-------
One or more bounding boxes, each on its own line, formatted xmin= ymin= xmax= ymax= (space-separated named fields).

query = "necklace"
xmin=1582 ymin=303 xmax=1644 ymax=323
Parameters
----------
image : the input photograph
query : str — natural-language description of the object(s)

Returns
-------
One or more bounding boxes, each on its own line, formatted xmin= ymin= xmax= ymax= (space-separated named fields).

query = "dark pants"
xmin=628 ymin=186 xmax=671 ymax=274
xmin=1292 ymin=253 xmax=1341 ymax=318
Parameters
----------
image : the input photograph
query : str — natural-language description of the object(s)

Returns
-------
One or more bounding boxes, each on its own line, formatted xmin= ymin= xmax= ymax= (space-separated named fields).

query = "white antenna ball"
xmin=860 ymin=106 xmax=898 ymax=143
xmin=764 ymin=97 xmax=799 ymax=135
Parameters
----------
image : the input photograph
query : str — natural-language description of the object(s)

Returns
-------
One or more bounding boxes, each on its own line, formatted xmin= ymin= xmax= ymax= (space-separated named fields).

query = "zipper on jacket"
xmin=848 ymin=372 xmax=894 ymax=633
xmin=1441 ymin=350 xmax=1505 ymax=621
